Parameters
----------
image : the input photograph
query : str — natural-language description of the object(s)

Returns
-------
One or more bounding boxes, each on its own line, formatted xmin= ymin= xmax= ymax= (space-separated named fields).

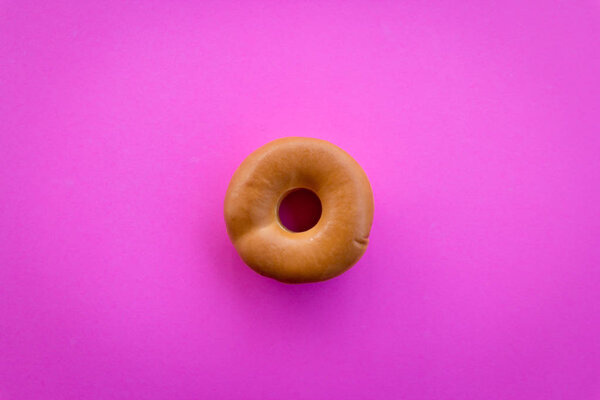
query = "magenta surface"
xmin=1 ymin=1 xmax=600 ymax=399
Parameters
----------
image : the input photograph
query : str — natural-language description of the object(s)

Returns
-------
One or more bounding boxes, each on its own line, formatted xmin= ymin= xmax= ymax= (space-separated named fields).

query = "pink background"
xmin=1 ymin=1 xmax=600 ymax=399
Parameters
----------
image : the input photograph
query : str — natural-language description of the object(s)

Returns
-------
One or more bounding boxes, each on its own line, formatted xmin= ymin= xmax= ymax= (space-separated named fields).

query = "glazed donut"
xmin=224 ymin=137 xmax=374 ymax=283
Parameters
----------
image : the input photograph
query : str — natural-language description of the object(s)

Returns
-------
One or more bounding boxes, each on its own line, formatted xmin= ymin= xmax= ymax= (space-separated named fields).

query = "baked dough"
xmin=224 ymin=137 xmax=373 ymax=283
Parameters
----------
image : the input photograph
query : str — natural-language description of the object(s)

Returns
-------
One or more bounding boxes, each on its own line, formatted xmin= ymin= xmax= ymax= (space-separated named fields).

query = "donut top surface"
xmin=224 ymin=137 xmax=373 ymax=283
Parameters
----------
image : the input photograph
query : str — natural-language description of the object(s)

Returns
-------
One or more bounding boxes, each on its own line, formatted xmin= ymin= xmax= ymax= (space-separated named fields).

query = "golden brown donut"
xmin=224 ymin=137 xmax=374 ymax=283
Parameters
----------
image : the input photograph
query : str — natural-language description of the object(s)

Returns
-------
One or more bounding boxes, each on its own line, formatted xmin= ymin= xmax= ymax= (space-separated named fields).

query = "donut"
xmin=224 ymin=137 xmax=374 ymax=283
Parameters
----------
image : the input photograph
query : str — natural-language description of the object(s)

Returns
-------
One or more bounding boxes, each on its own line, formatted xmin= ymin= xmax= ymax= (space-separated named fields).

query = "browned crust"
xmin=224 ymin=137 xmax=374 ymax=283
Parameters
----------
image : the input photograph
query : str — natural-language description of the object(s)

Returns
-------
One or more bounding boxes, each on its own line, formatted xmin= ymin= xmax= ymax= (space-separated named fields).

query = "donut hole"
xmin=278 ymin=188 xmax=322 ymax=232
